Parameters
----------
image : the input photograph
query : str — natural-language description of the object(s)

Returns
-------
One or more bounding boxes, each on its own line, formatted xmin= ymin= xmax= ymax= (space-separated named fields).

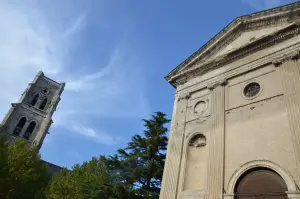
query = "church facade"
xmin=160 ymin=2 xmax=300 ymax=199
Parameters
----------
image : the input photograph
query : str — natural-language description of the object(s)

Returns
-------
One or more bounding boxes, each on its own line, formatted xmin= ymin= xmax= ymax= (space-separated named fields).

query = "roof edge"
xmin=166 ymin=1 xmax=300 ymax=83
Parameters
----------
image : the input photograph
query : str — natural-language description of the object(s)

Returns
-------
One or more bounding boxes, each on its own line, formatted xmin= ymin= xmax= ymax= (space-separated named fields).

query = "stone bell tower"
xmin=0 ymin=71 xmax=65 ymax=149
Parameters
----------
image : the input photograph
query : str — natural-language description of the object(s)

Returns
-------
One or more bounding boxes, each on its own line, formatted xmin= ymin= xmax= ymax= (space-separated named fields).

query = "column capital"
xmin=177 ymin=92 xmax=191 ymax=101
xmin=272 ymin=51 xmax=300 ymax=67
xmin=272 ymin=59 xmax=282 ymax=67
xmin=207 ymin=78 xmax=227 ymax=90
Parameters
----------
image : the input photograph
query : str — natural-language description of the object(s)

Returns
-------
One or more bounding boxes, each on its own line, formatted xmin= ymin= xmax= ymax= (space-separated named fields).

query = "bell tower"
xmin=0 ymin=71 xmax=65 ymax=149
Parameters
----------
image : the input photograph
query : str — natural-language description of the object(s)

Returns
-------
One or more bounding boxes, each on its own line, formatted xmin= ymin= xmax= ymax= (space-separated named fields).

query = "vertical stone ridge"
xmin=159 ymin=94 xmax=189 ymax=199
xmin=205 ymin=84 xmax=225 ymax=199
xmin=279 ymin=59 xmax=300 ymax=184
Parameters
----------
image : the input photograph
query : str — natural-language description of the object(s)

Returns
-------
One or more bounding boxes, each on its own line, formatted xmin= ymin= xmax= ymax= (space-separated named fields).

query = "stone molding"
xmin=170 ymin=24 xmax=300 ymax=87
xmin=226 ymin=160 xmax=298 ymax=195
xmin=175 ymin=41 xmax=300 ymax=97
xmin=207 ymin=78 xmax=227 ymax=90
xmin=21 ymin=103 xmax=47 ymax=118
xmin=177 ymin=92 xmax=191 ymax=102
xmin=273 ymin=51 xmax=300 ymax=67
xmin=286 ymin=191 xmax=300 ymax=199
xmin=167 ymin=2 xmax=300 ymax=86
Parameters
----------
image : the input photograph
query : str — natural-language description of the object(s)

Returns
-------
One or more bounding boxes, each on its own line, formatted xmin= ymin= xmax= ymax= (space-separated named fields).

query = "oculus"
xmin=243 ymin=82 xmax=261 ymax=98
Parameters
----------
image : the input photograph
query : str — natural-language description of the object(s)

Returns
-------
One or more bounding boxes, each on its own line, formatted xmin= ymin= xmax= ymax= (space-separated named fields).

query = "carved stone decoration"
xmin=272 ymin=59 xmax=282 ymax=67
xmin=207 ymin=78 xmax=227 ymax=90
xmin=177 ymin=93 xmax=191 ymax=102
xmin=189 ymin=134 xmax=207 ymax=147
xmin=193 ymin=101 xmax=207 ymax=115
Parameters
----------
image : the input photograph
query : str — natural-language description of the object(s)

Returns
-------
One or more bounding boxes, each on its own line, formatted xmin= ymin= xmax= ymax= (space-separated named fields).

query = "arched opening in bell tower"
xmin=23 ymin=121 xmax=36 ymax=140
xmin=30 ymin=94 xmax=39 ymax=106
xmin=39 ymin=98 xmax=47 ymax=110
xmin=13 ymin=117 xmax=27 ymax=136
xmin=234 ymin=167 xmax=288 ymax=199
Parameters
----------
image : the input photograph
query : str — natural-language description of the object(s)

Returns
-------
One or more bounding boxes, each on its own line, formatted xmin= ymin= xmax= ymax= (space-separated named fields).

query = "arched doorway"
xmin=234 ymin=167 xmax=288 ymax=199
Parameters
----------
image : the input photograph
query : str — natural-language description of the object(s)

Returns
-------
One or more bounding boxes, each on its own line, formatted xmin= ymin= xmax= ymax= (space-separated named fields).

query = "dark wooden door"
xmin=235 ymin=168 xmax=288 ymax=199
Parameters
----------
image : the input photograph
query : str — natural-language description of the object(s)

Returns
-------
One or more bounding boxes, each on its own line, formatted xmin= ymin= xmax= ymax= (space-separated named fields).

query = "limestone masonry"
xmin=0 ymin=71 xmax=65 ymax=174
xmin=160 ymin=2 xmax=300 ymax=199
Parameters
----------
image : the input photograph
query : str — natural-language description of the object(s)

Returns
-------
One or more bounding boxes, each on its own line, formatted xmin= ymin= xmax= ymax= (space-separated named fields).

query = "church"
xmin=160 ymin=2 xmax=300 ymax=199
xmin=0 ymin=71 xmax=65 ymax=175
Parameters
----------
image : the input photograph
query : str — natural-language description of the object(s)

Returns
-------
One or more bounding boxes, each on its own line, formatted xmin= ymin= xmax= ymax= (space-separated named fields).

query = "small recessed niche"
xmin=189 ymin=134 xmax=207 ymax=147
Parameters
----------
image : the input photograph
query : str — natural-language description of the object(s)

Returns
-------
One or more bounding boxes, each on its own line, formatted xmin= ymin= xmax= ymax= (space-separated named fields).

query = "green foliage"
xmin=46 ymin=157 xmax=136 ymax=199
xmin=0 ymin=112 xmax=169 ymax=198
xmin=102 ymin=112 xmax=170 ymax=199
xmin=46 ymin=111 xmax=170 ymax=199
xmin=0 ymin=135 xmax=51 ymax=199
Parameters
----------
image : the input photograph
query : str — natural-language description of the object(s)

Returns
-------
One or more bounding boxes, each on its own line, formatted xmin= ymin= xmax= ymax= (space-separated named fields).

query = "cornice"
xmin=170 ymin=24 xmax=300 ymax=87
xmin=21 ymin=103 xmax=47 ymax=118
xmin=175 ymin=42 xmax=300 ymax=97
xmin=272 ymin=50 xmax=300 ymax=67
xmin=167 ymin=2 xmax=300 ymax=87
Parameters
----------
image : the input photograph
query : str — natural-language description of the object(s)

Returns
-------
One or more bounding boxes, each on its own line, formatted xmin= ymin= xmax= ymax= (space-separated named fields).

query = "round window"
xmin=243 ymin=82 xmax=261 ymax=98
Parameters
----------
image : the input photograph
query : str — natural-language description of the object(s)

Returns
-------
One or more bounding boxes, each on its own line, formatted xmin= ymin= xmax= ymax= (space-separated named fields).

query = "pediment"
xmin=209 ymin=25 xmax=290 ymax=61
xmin=167 ymin=2 xmax=300 ymax=87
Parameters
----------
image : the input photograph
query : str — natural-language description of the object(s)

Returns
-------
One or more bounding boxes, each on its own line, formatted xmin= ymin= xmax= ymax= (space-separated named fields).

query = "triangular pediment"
xmin=209 ymin=25 xmax=291 ymax=60
xmin=167 ymin=2 xmax=300 ymax=87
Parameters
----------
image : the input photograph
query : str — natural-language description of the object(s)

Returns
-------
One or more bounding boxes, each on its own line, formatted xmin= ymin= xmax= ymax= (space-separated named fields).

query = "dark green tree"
xmin=102 ymin=112 xmax=170 ymax=199
xmin=46 ymin=157 xmax=136 ymax=199
xmin=46 ymin=111 xmax=170 ymax=199
xmin=0 ymin=135 xmax=51 ymax=199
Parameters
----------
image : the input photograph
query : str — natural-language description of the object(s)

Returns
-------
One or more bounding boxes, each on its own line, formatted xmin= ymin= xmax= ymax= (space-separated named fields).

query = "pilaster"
xmin=205 ymin=79 xmax=226 ymax=199
xmin=274 ymin=51 xmax=300 ymax=186
xmin=159 ymin=93 xmax=189 ymax=199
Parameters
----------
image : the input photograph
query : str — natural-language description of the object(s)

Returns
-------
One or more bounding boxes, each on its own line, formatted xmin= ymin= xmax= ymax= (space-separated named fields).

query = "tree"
xmin=46 ymin=157 xmax=136 ymax=199
xmin=46 ymin=111 xmax=170 ymax=199
xmin=102 ymin=112 xmax=170 ymax=199
xmin=0 ymin=135 xmax=51 ymax=199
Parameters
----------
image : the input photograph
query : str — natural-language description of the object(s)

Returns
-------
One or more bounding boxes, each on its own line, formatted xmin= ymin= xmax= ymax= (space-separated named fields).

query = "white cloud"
xmin=241 ymin=0 xmax=282 ymax=10
xmin=0 ymin=0 xmax=150 ymax=146
xmin=71 ymin=125 xmax=123 ymax=146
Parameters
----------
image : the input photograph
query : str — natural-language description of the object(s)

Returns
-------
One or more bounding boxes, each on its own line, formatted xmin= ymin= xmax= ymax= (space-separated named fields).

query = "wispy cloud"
xmin=0 ymin=0 xmax=150 ymax=146
xmin=241 ymin=0 xmax=282 ymax=10
xmin=62 ymin=13 xmax=86 ymax=39
xmin=71 ymin=125 xmax=123 ymax=146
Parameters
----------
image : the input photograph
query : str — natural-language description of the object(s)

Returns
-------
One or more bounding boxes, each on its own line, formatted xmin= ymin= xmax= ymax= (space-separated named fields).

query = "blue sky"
xmin=0 ymin=0 xmax=296 ymax=168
